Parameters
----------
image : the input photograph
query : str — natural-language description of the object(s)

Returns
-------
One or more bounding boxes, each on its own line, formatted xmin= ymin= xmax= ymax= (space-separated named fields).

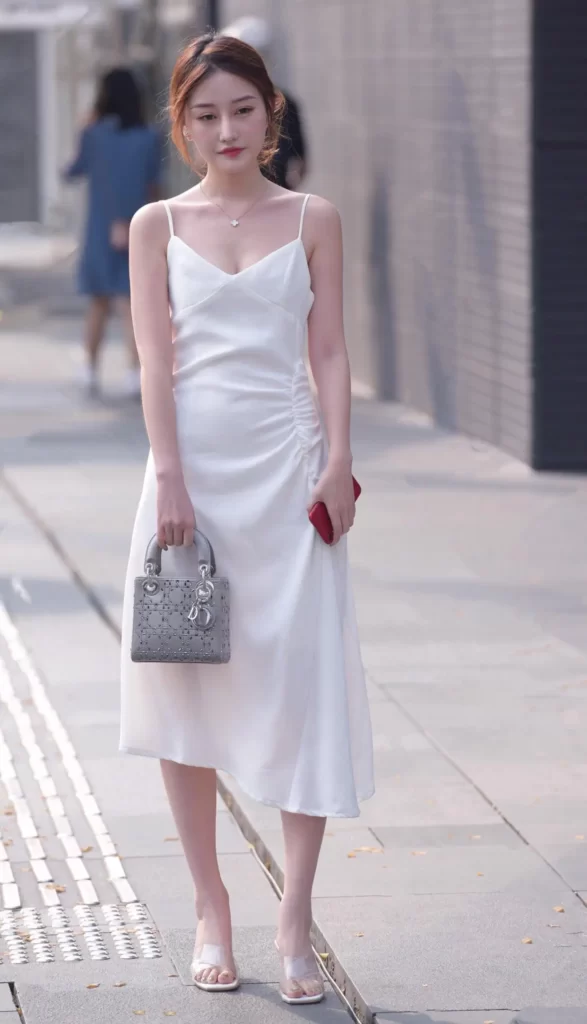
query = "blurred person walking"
xmin=64 ymin=68 xmax=162 ymax=397
xmin=221 ymin=16 xmax=308 ymax=190
xmin=119 ymin=33 xmax=373 ymax=1003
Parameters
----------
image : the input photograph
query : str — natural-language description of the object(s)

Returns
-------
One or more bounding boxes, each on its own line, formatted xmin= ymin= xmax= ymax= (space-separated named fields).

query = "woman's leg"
xmin=160 ymin=761 xmax=236 ymax=984
xmin=116 ymin=296 xmax=139 ymax=367
xmin=277 ymin=810 xmax=326 ymax=998
xmin=116 ymin=296 xmax=141 ymax=397
xmin=84 ymin=295 xmax=110 ymax=376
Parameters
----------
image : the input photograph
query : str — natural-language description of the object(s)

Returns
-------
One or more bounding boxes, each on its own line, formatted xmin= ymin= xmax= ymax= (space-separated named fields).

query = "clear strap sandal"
xmin=274 ymin=938 xmax=325 ymax=1004
xmin=191 ymin=942 xmax=239 ymax=991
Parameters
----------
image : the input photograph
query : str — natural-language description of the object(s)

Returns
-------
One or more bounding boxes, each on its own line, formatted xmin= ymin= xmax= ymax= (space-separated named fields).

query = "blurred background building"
xmin=1 ymin=0 xmax=586 ymax=470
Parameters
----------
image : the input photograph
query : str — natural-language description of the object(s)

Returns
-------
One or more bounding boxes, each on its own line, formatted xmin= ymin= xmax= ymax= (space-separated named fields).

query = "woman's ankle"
xmin=277 ymin=895 xmax=313 ymax=951
xmin=196 ymin=884 xmax=231 ymax=923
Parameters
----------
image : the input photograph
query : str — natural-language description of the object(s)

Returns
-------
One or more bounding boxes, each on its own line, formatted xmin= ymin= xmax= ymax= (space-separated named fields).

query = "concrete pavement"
xmin=1 ymin=303 xmax=587 ymax=1023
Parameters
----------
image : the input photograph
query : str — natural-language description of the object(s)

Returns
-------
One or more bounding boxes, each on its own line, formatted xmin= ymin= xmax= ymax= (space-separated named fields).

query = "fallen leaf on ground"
xmin=347 ymin=852 xmax=356 ymax=858
xmin=81 ymin=846 xmax=93 ymax=854
xmin=163 ymin=1013 xmax=176 ymax=1017
xmin=354 ymin=932 xmax=364 ymax=937
xmin=325 ymin=831 xmax=334 ymax=836
xmin=45 ymin=884 xmax=66 ymax=893
xmin=553 ymin=906 xmax=565 ymax=913
xmin=470 ymin=835 xmax=481 ymax=840
xmin=319 ymin=953 xmax=328 ymax=960
xmin=3 ymin=839 xmax=13 ymax=846
xmin=168 ymin=974 xmax=179 ymax=978
xmin=87 ymin=983 xmax=100 ymax=989
xmin=576 ymin=835 xmax=585 ymax=840
xmin=132 ymin=1012 xmax=146 ymax=1017
xmin=477 ymin=872 xmax=484 ymax=877
xmin=411 ymin=851 xmax=427 ymax=856
xmin=522 ymin=937 xmax=533 ymax=944
xmin=354 ymin=846 xmax=383 ymax=854
xmin=113 ymin=982 xmax=126 ymax=988
xmin=484 ymin=1020 xmax=496 ymax=1023
xmin=3 ymin=808 xmax=14 ymax=816
xmin=164 ymin=836 xmax=179 ymax=842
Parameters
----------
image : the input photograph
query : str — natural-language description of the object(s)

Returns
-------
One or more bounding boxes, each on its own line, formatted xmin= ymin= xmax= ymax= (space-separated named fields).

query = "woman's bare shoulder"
xmin=131 ymin=200 xmax=169 ymax=236
xmin=304 ymin=194 xmax=341 ymax=227
xmin=303 ymin=196 xmax=342 ymax=258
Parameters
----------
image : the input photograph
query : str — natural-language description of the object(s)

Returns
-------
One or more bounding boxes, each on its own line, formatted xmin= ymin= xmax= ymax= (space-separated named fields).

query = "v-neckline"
xmin=168 ymin=235 xmax=303 ymax=279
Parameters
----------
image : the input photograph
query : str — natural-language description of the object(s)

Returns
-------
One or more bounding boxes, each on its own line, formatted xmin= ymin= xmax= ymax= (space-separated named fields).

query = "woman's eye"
xmin=237 ymin=106 xmax=253 ymax=115
xmin=198 ymin=113 xmax=216 ymax=122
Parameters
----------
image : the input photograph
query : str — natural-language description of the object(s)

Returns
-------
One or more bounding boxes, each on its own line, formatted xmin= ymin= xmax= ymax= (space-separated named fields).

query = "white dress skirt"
xmin=119 ymin=195 xmax=375 ymax=817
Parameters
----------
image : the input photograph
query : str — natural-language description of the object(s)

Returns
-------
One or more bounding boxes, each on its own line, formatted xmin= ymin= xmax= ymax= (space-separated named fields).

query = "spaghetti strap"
xmin=298 ymin=194 xmax=311 ymax=239
xmin=162 ymin=200 xmax=174 ymax=238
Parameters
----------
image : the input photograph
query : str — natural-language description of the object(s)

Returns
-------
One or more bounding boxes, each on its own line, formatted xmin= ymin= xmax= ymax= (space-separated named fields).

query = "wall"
xmin=221 ymin=0 xmax=533 ymax=461
xmin=532 ymin=2 xmax=587 ymax=469
xmin=0 ymin=31 xmax=39 ymax=222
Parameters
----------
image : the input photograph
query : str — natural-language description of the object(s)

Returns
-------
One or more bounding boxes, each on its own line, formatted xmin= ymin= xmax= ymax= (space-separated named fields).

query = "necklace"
xmin=198 ymin=182 xmax=266 ymax=227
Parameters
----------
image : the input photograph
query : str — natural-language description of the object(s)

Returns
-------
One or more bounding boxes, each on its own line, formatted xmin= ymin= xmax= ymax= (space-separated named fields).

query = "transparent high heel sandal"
xmin=274 ymin=938 xmax=325 ymax=1005
xmin=191 ymin=943 xmax=240 ymax=992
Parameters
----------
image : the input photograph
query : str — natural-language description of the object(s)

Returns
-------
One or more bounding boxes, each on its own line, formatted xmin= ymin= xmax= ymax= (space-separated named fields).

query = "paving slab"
xmin=513 ymin=1012 xmax=587 ymax=1024
xmin=121 ymin=852 xmax=280 ymax=931
xmin=0 ymin=986 xmax=14 ymax=1012
xmin=15 ymin=979 xmax=348 ymax=1024
xmin=313 ymin=892 xmax=587 ymax=1012
xmin=260 ymin=830 xmax=566 ymax=897
xmin=376 ymin=1014 xmax=515 ymax=1024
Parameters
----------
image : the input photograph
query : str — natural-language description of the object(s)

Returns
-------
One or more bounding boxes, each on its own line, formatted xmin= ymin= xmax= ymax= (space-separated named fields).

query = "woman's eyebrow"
xmin=189 ymin=94 xmax=256 ymax=109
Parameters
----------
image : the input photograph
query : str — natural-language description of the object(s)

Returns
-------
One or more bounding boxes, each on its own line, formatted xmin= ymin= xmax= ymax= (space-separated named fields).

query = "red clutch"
xmin=308 ymin=476 xmax=362 ymax=545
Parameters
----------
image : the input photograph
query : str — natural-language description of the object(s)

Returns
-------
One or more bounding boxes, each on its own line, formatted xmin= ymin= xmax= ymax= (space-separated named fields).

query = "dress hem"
xmin=118 ymin=744 xmax=374 ymax=820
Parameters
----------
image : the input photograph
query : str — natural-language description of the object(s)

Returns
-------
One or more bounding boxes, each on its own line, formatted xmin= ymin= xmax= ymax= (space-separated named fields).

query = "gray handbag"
xmin=131 ymin=529 xmax=230 ymax=664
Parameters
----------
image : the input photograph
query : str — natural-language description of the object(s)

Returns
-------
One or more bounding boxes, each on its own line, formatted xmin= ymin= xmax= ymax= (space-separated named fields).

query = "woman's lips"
xmin=219 ymin=147 xmax=244 ymax=158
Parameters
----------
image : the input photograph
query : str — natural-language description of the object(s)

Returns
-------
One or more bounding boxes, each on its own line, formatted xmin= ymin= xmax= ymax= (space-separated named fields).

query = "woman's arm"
xmin=129 ymin=203 xmax=195 ymax=548
xmin=306 ymin=198 xmax=355 ymax=545
xmin=62 ymin=127 xmax=91 ymax=180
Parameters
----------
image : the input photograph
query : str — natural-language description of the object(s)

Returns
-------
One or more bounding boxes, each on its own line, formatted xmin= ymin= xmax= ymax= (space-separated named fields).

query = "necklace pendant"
xmin=230 ymin=219 xmax=239 ymax=227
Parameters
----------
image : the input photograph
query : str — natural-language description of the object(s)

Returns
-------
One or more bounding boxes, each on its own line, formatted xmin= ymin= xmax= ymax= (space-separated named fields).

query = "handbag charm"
xmin=131 ymin=529 xmax=230 ymax=664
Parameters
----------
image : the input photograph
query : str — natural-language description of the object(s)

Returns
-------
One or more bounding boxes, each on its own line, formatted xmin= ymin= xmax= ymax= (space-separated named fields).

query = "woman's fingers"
xmin=157 ymin=520 xmax=196 ymax=547
xmin=331 ymin=500 xmax=356 ymax=544
xmin=329 ymin=507 xmax=343 ymax=545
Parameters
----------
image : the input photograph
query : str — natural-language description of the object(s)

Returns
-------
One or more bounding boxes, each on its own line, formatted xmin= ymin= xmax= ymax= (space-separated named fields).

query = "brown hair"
xmin=169 ymin=33 xmax=285 ymax=168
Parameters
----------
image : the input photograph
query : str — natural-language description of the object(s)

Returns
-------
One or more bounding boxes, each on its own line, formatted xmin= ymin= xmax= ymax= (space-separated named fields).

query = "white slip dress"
xmin=119 ymin=194 xmax=375 ymax=818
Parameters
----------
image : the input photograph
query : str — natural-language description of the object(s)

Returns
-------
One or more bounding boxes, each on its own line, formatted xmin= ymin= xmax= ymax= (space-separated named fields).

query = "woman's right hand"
xmin=156 ymin=474 xmax=195 ymax=548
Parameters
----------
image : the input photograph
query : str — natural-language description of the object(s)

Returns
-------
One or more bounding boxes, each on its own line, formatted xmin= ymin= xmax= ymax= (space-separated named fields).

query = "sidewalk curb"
xmin=1 ymin=470 xmax=371 ymax=1024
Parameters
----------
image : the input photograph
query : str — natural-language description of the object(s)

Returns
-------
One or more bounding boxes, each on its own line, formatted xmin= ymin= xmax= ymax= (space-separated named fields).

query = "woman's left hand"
xmin=308 ymin=458 xmax=355 ymax=545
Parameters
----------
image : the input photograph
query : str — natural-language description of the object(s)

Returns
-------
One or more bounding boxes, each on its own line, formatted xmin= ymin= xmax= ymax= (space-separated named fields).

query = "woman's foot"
xmin=274 ymin=938 xmax=324 ymax=1004
xmin=191 ymin=892 xmax=238 ymax=990
xmin=275 ymin=897 xmax=324 ymax=1003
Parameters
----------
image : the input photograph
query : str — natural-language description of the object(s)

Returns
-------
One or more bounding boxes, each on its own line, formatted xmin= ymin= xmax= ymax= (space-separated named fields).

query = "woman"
xmin=64 ymin=68 xmax=162 ymax=397
xmin=119 ymin=34 xmax=374 ymax=1002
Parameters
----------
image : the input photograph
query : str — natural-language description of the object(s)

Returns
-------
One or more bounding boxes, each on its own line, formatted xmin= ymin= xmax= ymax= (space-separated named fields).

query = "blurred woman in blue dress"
xmin=64 ymin=68 xmax=162 ymax=397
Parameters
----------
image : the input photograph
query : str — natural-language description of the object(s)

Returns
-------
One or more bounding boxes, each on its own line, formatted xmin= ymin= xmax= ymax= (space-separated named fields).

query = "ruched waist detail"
xmin=292 ymin=360 xmax=322 ymax=453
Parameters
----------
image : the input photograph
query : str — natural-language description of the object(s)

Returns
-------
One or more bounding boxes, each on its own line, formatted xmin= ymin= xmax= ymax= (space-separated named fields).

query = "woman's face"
xmin=185 ymin=69 xmax=268 ymax=173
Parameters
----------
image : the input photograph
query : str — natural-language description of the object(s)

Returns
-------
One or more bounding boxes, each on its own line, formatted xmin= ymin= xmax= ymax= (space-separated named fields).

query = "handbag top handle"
xmin=143 ymin=530 xmax=216 ymax=578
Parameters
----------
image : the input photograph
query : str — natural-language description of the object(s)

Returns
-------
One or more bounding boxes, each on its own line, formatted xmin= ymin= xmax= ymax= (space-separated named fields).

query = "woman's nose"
xmin=219 ymin=117 xmax=236 ymax=142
